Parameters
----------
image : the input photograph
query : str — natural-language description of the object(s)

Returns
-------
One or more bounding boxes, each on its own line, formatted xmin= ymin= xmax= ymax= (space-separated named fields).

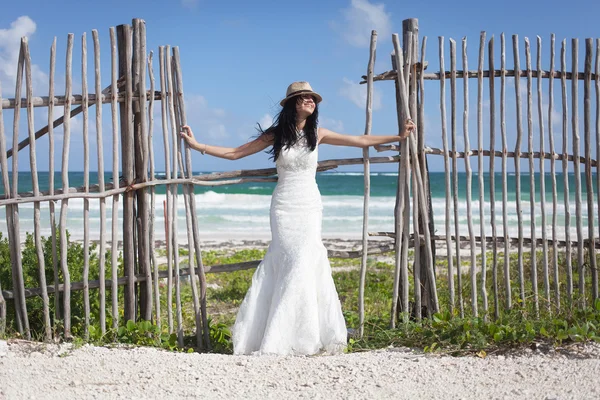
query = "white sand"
xmin=1 ymin=339 xmax=599 ymax=399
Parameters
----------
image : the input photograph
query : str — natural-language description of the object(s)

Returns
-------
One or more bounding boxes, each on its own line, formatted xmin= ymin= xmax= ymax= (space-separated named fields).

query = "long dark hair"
xmin=257 ymin=96 xmax=319 ymax=161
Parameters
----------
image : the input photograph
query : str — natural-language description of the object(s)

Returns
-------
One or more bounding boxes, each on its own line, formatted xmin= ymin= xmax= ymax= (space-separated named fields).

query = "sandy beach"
xmin=1 ymin=339 xmax=599 ymax=399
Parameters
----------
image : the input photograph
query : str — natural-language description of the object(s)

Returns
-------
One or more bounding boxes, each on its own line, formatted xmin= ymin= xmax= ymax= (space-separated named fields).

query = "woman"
xmin=181 ymin=81 xmax=415 ymax=356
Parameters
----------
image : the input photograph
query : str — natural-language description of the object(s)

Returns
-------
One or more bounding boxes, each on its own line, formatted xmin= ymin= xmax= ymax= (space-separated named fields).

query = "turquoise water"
xmin=0 ymin=171 xmax=597 ymax=241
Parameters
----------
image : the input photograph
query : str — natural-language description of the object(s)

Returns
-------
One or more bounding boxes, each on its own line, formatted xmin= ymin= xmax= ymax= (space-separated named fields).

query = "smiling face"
xmin=295 ymin=94 xmax=316 ymax=118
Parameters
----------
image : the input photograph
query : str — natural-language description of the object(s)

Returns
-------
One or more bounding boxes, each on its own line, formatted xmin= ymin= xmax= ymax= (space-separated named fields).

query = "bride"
xmin=181 ymin=81 xmax=415 ymax=355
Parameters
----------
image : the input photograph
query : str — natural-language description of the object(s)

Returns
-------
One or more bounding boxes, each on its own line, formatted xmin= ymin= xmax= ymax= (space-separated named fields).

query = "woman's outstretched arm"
xmin=318 ymin=119 xmax=416 ymax=148
xmin=180 ymin=125 xmax=273 ymax=160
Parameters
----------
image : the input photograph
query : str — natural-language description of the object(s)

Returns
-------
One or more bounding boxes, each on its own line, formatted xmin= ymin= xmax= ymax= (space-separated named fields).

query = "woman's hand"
xmin=180 ymin=125 xmax=198 ymax=147
xmin=400 ymin=119 xmax=417 ymax=138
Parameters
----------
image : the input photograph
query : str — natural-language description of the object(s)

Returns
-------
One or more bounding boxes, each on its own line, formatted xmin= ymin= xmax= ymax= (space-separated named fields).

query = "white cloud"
xmin=331 ymin=0 xmax=392 ymax=48
xmin=258 ymin=113 xmax=273 ymax=129
xmin=339 ymin=77 xmax=382 ymax=110
xmin=181 ymin=0 xmax=199 ymax=10
xmin=320 ymin=118 xmax=344 ymax=132
xmin=183 ymin=94 xmax=230 ymax=140
xmin=0 ymin=16 xmax=47 ymax=96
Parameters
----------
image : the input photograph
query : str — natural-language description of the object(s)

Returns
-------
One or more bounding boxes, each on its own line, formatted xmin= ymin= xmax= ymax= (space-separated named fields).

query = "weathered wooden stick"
xmin=359 ymin=30 xmax=376 ymax=336
xmin=8 ymin=39 xmax=27 ymax=335
xmin=0 ymin=81 xmax=7 ymax=334
xmin=537 ymin=36 xmax=550 ymax=313
xmin=488 ymin=36 xmax=498 ymax=319
xmin=117 ymin=24 xmax=136 ymax=322
xmin=82 ymin=32 xmax=91 ymax=339
xmin=561 ymin=39 xmax=573 ymax=302
xmin=159 ymin=46 xmax=173 ymax=334
xmin=24 ymin=38 xmax=51 ymax=341
xmin=525 ymin=37 xmax=539 ymax=316
xmin=1 ymin=91 xmax=161 ymax=110
xmin=439 ymin=36 xmax=455 ymax=315
xmin=136 ymin=19 xmax=153 ymax=321
xmin=59 ymin=33 xmax=74 ymax=337
xmin=3 ymin=242 xmax=398 ymax=300
xmin=548 ymin=34 xmax=560 ymax=311
xmin=173 ymin=45 xmax=208 ymax=349
xmin=166 ymin=46 xmax=183 ymax=346
xmin=110 ymin=27 xmax=120 ymax=330
xmin=362 ymin=68 xmax=599 ymax=83
xmin=399 ymin=33 xmax=439 ymax=314
xmin=595 ymin=38 xmax=600 ymax=303
xmin=462 ymin=37 xmax=478 ymax=317
xmin=572 ymin=38 xmax=585 ymax=307
xmin=500 ymin=33 xmax=512 ymax=311
xmin=148 ymin=51 xmax=161 ymax=330
xmin=583 ymin=38 xmax=597 ymax=303
xmin=450 ymin=38 xmax=464 ymax=317
xmin=390 ymin=42 xmax=410 ymax=327
xmin=48 ymin=37 xmax=59 ymax=323
xmin=369 ymin=232 xmax=600 ymax=249
xmin=92 ymin=29 xmax=106 ymax=335
xmin=376 ymin=145 xmax=598 ymax=165
xmin=418 ymin=35 xmax=436 ymax=317
xmin=513 ymin=35 xmax=526 ymax=305
xmin=5 ymin=82 xmax=117 ymax=161
xmin=406 ymin=33 xmax=421 ymax=321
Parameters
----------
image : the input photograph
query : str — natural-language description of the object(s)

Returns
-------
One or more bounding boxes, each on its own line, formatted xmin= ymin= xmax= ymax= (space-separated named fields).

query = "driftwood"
xmin=361 ymin=68 xmax=600 ymax=84
xmin=486 ymin=34 xmax=495 ymax=319
xmin=358 ymin=30 xmax=376 ymax=337
xmin=525 ymin=38 xmax=539 ymax=316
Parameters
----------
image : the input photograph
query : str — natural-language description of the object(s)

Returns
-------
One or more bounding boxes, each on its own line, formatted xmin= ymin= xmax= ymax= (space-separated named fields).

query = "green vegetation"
xmin=1 ymin=232 xmax=599 ymax=356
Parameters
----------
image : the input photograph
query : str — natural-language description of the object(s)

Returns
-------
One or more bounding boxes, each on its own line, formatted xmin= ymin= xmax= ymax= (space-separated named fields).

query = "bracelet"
xmin=200 ymin=143 xmax=206 ymax=155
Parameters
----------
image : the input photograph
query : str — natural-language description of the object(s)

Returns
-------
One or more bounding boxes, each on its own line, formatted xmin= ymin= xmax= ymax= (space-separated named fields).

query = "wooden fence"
xmin=366 ymin=19 xmax=600 ymax=327
xmin=0 ymin=17 xmax=598 ymax=346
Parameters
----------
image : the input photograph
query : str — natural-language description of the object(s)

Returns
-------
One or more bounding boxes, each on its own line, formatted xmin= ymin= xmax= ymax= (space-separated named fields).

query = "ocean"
xmin=0 ymin=171 xmax=597 ymax=242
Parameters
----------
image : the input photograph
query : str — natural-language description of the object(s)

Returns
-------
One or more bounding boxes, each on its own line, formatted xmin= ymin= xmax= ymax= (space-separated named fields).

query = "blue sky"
xmin=1 ymin=0 xmax=599 ymax=173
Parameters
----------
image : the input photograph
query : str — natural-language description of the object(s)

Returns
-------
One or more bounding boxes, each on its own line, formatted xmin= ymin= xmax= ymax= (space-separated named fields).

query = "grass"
xmin=3 ymin=241 xmax=599 ymax=356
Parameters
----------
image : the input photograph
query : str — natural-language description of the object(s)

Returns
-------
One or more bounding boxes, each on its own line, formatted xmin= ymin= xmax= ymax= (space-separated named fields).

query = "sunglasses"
xmin=297 ymin=94 xmax=316 ymax=103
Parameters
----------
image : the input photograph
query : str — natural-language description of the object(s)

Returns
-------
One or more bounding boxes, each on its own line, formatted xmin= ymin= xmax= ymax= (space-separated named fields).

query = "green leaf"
xmin=126 ymin=320 xmax=136 ymax=332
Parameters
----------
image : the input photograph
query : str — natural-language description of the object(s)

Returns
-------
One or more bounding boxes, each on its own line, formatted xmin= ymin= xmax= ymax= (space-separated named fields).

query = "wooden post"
xmin=548 ymin=34 xmax=560 ymax=311
xmin=572 ymin=39 xmax=585 ymax=307
xmin=0 ymin=80 xmax=6 ymax=335
xmin=583 ymin=38 xmax=597 ymax=304
xmin=560 ymin=39 xmax=573 ymax=303
xmin=158 ymin=46 xmax=174 ymax=333
xmin=500 ymin=34 xmax=512 ymax=311
xmin=110 ymin=27 xmax=120 ymax=330
xmin=132 ymin=18 xmax=152 ymax=321
xmin=82 ymin=32 xmax=91 ymax=339
xmin=438 ymin=36 xmax=455 ymax=316
xmin=512 ymin=35 xmax=526 ymax=306
xmin=462 ymin=37 xmax=478 ymax=318
xmin=148 ymin=51 xmax=161 ymax=330
xmin=525 ymin=38 xmax=539 ymax=316
xmin=390 ymin=44 xmax=411 ymax=327
xmin=117 ymin=24 xmax=136 ymax=322
xmin=450 ymin=38 xmax=464 ymax=317
xmin=24 ymin=38 xmax=52 ymax=341
xmin=48 ymin=38 xmax=60 ymax=323
xmin=537 ymin=36 xmax=551 ymax=312
xmin=488 ymin=36 xmax=497 ymax=319
xmin=358 ymin=30 xmax=376 ymax=337
xmin=403 ymin=18 xmax=435 ymax=317
xmin=59 ymin=34 xmax=74 ymax=337
xmin=92 ymin=29 xmax=107 ymax=334
xmin=173 ymin=46 xmax=210 ymax=348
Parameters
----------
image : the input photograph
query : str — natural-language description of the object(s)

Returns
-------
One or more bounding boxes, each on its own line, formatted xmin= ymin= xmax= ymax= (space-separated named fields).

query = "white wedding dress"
xmin=232 ymin=132 xmax=348 ymax=356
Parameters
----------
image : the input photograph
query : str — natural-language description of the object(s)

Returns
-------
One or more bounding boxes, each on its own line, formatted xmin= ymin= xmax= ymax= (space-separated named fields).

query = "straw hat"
xmin=279 ymin=81 xmax=323 ymax=106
